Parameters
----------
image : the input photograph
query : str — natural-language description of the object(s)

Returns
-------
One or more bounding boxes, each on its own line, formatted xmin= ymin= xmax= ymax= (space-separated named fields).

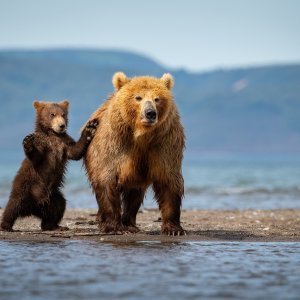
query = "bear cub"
xmin=1 ymin=100 xmax=98 ymax=231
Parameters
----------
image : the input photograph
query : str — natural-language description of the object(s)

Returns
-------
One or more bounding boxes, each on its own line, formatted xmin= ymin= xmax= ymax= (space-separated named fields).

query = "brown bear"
xmin=0 ymin=100 xmax=98 ymax=231
xmin=84 ymin=72 xmax=185 ymax=235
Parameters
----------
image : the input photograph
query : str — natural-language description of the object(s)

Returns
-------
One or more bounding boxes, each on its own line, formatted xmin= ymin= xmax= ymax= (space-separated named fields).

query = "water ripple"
xmin=0 ymin=241 xmax=299 ymax=300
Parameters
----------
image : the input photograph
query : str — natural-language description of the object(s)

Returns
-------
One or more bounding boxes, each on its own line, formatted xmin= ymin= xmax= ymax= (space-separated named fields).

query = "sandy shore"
xmin=0 ymin=208 xmax=300 ymax=242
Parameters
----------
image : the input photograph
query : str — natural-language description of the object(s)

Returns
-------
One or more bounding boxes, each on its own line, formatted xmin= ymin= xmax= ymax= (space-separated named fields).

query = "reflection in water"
xmin=0 ymin=240 xmax=299 ymax=299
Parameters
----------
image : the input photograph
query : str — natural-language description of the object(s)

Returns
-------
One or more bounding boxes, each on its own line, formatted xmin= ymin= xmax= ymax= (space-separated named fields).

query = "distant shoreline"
xmin=1 ymin=208 xmax=299 ymax=243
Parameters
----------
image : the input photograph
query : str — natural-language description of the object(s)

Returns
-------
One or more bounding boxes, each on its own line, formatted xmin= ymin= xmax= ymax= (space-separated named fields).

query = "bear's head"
xmin=112 ymin=72 xmax=175 ymax=134
xmin=33 ymin=100 xmax=69 ymax=134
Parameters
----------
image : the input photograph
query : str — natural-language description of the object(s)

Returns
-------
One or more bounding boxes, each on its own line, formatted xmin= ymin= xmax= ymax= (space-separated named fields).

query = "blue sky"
xmin=0 ymin=0 xmax=299 ymax=71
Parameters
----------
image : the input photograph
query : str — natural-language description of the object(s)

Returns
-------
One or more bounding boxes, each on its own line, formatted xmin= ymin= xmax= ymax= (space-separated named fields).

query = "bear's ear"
xmin=33 ymin=101 xmax=46 ymax=110
xmin=112 ymin=72 xmax=130 ymax=90
xmin=160 ymin=73 xmax=174 ymax=90
xmin=59 ymin=99 xmax=69 ymax=110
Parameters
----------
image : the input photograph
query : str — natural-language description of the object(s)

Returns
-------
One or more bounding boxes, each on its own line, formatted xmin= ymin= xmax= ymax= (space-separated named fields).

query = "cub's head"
xmin=112 ymin=72 xmax=174 ymax=131
xmin=33 ymin=100 xmax=69 ymax=134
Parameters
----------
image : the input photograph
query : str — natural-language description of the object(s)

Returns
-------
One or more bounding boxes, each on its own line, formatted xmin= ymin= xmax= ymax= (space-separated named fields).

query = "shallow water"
xmin=0 ymin=240 xmax=299 ymax=300
xmin=1 ymin=152 xmax=300 ymax=210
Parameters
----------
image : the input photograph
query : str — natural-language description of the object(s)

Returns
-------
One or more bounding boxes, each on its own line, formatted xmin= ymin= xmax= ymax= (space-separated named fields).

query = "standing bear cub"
xmin=1 ymin=100 xmax=98 ymax=231
xmin=84 ymin=72 xmax=185 ymax=235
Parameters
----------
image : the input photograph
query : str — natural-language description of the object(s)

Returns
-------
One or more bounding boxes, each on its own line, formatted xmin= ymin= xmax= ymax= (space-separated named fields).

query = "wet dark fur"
xmin=0 ymin=101 xmax=98 ymax=231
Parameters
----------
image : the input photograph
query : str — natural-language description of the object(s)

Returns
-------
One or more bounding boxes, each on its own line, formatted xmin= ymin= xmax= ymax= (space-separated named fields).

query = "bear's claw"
xmin=98 ymin=221 xmax=125 ymax=234
xmin=23 ymin=133 xmax=35 ymax=151
xmin=161 ymin=223 xmax=186 ymax=236
xmin=85 ymin=118 xmax=99 ymax=141
xmin=123 ymin=225 xmax=140 ymax=234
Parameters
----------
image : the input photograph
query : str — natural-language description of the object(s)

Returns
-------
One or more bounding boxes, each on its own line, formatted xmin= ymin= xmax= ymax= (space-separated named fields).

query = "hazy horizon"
xmin=1 ymin=47 xmax=300 ymax=73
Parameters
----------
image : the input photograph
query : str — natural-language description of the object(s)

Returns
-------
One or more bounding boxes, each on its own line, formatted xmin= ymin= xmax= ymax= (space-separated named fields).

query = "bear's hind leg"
xmin=121 ymin=188 xmax=145 ymax=233
xmin=41 ymin=191 xmax=67 ymax=231
xmin=0 ymin=194 xmax=25 ymax=231
xmin=1 ymin=203 xmax=18 ymax=231
xmin=95 ymin=184 xmax=123 ymax=234
xmin=153 ymin=182 xmax=186 ymax=236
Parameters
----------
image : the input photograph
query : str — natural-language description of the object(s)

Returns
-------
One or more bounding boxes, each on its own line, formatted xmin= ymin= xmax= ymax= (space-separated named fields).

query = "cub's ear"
xmin=33 ymin=101 xmax=45 ymax=110
xmin=112 ymin=72 xmax=130 ymax=91
xmin=160 ymin=73 xmax=174 ymax=90
xmin=59 ymin=99 xmax=69 ymax=110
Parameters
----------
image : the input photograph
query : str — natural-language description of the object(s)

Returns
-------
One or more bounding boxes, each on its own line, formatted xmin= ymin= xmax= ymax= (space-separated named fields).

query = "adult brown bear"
xmin=84 ymin=72 xmax=185 ymax=235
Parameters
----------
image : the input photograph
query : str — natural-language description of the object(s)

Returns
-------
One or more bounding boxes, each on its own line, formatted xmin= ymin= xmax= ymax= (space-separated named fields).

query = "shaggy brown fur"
xmin=0 ymin=100 xmax=98 ymax=231
xmin=84 ymin=72 xmax=185 ymax=235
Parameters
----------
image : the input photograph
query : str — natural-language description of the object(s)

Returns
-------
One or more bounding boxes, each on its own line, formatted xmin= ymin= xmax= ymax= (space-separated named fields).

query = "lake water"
xmin=1 ymin=151 xmax=300 ymax=210
xmin=0 ymin=240 xmax=299 ymax=300
xmin=1 ymin=152 xmax=300 ymax=299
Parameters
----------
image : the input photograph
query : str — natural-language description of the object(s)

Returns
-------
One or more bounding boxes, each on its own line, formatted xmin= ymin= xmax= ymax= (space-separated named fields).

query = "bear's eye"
xmin=50 ymin=113 xmax=56 ymax=117
xmin=135 ymin=96 xmax=142 ymax=101
xmin=61 ymin=113 xmax=65 ymax=117
xmin=154 ymin=97 xmax=160 ymax=103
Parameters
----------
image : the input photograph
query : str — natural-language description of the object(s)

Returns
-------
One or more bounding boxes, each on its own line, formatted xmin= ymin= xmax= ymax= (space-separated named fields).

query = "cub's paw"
xmin=84 ymin=119 xmax=99 ymax=141
xmin=23 ymin=134 xmax=35 ymax=152
xmin=41 ymin=223 xmax=69 ymax=231
xmin=0 ymin=222 xmax=14 ymax=232
xmin=161 ymin=222 xmax=187 ymax=236
xmin=55 ymin=225 xmax=69 ymax=231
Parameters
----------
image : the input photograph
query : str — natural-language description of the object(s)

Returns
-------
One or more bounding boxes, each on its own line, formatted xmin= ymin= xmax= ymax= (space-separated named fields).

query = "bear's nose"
xmin=145 ymin=108 xmax=157 ymax=121
xmin=59 ymin=124 xmax=66 ymax=129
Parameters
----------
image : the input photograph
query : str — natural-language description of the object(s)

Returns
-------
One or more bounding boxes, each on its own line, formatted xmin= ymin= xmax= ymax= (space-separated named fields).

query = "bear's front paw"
xmin=123 ymin=225 xmax=140 ymax=234
xmin=161 ymin=222 xmax=187 ymax=236
xmin=84 ymin=118 xmax=99 ymax=142
xmin=98 ymin=221 xmax=124 ymax=234
xmin=121 ymin=218 xmax=140 ymax=233
xmin=23 ymin=134 xmax=35 ymax=152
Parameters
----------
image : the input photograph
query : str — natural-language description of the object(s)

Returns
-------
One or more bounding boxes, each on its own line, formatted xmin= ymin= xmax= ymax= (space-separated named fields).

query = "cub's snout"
xmin=52 ymin=116 xmax=67 ymax=133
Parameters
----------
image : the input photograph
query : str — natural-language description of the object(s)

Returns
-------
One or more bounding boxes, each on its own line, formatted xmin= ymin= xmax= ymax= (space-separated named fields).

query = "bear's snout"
xmin=145 ymin=108 xmax=157 ymax=121
xmin=52 ymin=116 xmax=67 ymax=134
xmin=141 ymin=101 xmax=157 ymax=125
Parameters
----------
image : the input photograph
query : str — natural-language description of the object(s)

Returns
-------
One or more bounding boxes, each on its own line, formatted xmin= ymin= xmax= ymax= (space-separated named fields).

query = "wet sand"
xmin=0 ymin=208 xmax=299 ymax=242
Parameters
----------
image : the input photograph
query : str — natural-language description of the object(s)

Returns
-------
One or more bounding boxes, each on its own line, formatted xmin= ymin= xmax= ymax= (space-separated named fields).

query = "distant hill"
xmin=0 ymin=49 xmax=300 ymax=155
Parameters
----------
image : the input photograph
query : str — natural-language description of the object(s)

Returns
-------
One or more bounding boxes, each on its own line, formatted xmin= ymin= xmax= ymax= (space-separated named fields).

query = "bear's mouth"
xmin=52 ymin=125 xmax=67 ymax=134
xmin=141 ymin=118 xmax=157 ymax=126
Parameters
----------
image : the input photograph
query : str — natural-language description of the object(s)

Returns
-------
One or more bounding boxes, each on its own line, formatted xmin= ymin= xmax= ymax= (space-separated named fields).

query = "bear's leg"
xmin=94 ymin=184 xmax=123 ymax=233
xmin=121 ymin=188 xmax=145 ymax=233
xmin=153 ymin=182 xmax=186 ymax=236
xmin=41 ymin=191 xmax=67 ymax=231
xmin=0 ymin=195 xmax=22 ymax=231
xmin=0 ymin=189 xmax=32 ymax=232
